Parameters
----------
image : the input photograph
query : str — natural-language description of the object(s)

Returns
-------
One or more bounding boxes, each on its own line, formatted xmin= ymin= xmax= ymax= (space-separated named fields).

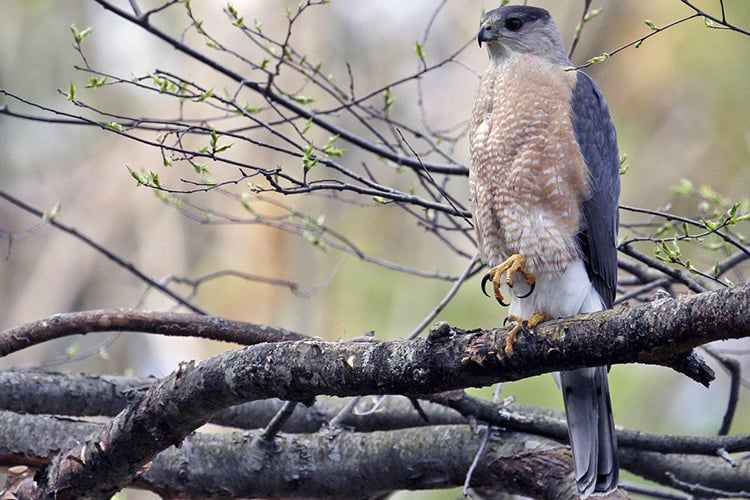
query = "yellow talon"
xmin=504 ymin=311 xmax=552 ymax=354
xmin=481 ymin=254 xmax=536 ymax=306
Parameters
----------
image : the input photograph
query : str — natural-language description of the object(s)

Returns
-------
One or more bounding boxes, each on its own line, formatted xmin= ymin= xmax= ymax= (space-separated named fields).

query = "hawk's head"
xmin=477 ymin=6 xmax=567 ymax=63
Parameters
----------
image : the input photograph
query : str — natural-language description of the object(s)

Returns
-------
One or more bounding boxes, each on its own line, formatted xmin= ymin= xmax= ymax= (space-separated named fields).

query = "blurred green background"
xmin=1 ymin=1 xmax=749 ymax=498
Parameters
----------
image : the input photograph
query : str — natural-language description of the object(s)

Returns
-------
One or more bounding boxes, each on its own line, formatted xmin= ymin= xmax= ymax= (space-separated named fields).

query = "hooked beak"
xmin=477 ymin=26 xmax=493 ymax=47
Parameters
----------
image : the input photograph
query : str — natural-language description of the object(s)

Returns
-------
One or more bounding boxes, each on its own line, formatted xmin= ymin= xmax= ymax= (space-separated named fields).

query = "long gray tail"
xmin=559 ymin=366 xmax=618 ymax=497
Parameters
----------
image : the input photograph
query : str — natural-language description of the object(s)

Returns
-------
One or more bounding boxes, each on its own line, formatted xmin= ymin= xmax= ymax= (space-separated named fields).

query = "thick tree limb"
xmin=0 ymin=371 xmax=154 ymax=418
xmin=0 ymin=410 xmax=602 ymax=499
xmin=5 ymin=282 xmax=747 ymax=382
xmin=5 ymin=410 xmax=747 ymax=499
xmin=0 ymin=309 xmax=307 ymax=357
xmin=0 ymin=370 xmax=465 ymax=432
xmin=1 ymin=371 xmax=748 ymax=457
xmin=620 ymin=448 xmax=750 ymax=498
xmin=430 ymin=392 xmax=750 ymax=456
xmin=4 ymin=284 xmax=749 ymax=497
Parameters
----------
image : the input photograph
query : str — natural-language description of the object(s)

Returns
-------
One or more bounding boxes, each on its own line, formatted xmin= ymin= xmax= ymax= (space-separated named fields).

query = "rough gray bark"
xmin=1 ymin=284 xmax=749 ymax=498
xmin=3 ymin=410 xmax=746 ymax=499
xmin=0 ymin=411 xmax=604 ymax=499
xmin=0 ymin=370 xmax=467 ymax=432
xmin=1 ymin=372 xmax=748 ymax=456
xmin=620 ymin=448 xmax=750 ymax=498
xmin=0 ymin=309 xmax=306 ymax=357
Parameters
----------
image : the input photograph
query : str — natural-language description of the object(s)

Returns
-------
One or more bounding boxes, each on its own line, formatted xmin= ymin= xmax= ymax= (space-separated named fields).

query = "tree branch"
xmin=3 ymin=284 xmax=749 ymax=497
xmin=6 ymin=282 xmax=747 ymax=384
xmin=0 ymin=309 xmax=307 ymax=357
xmin=620 ymin=448 xmax=750 ymax=498
xmin=5 ymin=409 xmax=747 ymax=499
xmin=0 ymin=410 xmax=598 ymax=499
xmin=2 ymin=371 xmax=748 ymax=458
xmin=90 ymin=0 xmax=467 ymax=176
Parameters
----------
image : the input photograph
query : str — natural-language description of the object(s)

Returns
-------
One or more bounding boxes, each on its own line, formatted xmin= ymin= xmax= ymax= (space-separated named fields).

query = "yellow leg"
xmin=484 ymin=254 xmax=536 ymax=306
xmin=504 ymin=311 xmax=552 ymax=354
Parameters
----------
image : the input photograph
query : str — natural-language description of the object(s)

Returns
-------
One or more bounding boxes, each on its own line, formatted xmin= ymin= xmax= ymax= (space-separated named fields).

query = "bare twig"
xmin=0 ymin=190 xmax=205 ymax=314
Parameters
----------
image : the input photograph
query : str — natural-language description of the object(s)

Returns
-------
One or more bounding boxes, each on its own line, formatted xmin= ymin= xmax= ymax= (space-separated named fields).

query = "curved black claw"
xmin=519 ymin=320 xmax=530 ymax=333
xmin=481 ymin=273 xmax=492 ymax=298
xmin=481 ymin=272 xmax=510 ymax=306
xmin=515 ymin=280 xmax=535 ymax=299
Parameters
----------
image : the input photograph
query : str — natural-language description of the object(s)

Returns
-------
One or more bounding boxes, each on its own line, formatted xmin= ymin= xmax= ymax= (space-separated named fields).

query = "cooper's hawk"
xmin=469 ymin=5 xmax=620 ymax=496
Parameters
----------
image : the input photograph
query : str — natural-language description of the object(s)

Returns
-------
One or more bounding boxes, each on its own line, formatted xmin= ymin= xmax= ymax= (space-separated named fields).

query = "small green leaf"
xmin=644 ymin=19 xmax=658 ymax=31
xmin=197 ymin=88 xmax=214 ymax=102
xmin=86 ymin=76 xmax=107 ymax=88
xmin=70 ymin=24 xmax=93 ymax=43
xmin=105 ymin=122 xmax=123 ymax=132
xmin=206 ymin=129 xmax=232 ymax=154
xmin=150 ymin=171 xmax=162 ymax=188
xmin=192 ymin=162 xmax=210 ymax=175
xmin=586 ymin=52 xmax=610 ymax=65
xmin=671 ymin=178 xmax=694 ymax=196
xmin=701 ymin=217 xmax=718 ymax=231
xmin=240 ymin=192 xmax=257 ymax=214
xmin=127 ymin=166 xmax=147 ymax=186
xmin=383 ymin=87 xmax=394 ymax=111
xmin=303 ymin=230 xmax=329 ymax=251
xmin=193 ymin=19 xmax=205 ymax=35
xmin=655 ymin=241 xmax=680 ymax=262
xmin=43 ymin=202 xmax=62 ymax=220
xmin=67 ymin=82 xmax=77 ymax=101
xmin=415 ymin=41 xmax=425 ymax=60
xmin=727 ymin=201 xmax=740 ymax=221
xmin=323 ymin=134 xmax=346 ymax=157
xmin=294 ymin=95 xmax=315 ymax=105
xmin=227 ymin=3 xmax=244 ymax=27
xmin=151 ymin=74 xmax=169 ymax=93
xmin=302 ymin=144 xmax=318 ymax=171
xmin=655 ymin=221 xmax=673 ymax=237
xmin=242 ymin=104 xmax=261 ymax=114
xmin=583 ymin=8 xmax=602 ymax=23
xmin=618 ymin=154 xmax=630 ymax=175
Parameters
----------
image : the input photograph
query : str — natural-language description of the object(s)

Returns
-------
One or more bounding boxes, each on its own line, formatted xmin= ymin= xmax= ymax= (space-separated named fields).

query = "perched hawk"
xmin=469 ymin=6 xmax=620 ymax=496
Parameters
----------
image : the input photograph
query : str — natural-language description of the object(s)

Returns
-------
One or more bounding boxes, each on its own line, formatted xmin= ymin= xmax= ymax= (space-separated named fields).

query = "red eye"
xmin=504 ymin=17 xmax=523 ymax=31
